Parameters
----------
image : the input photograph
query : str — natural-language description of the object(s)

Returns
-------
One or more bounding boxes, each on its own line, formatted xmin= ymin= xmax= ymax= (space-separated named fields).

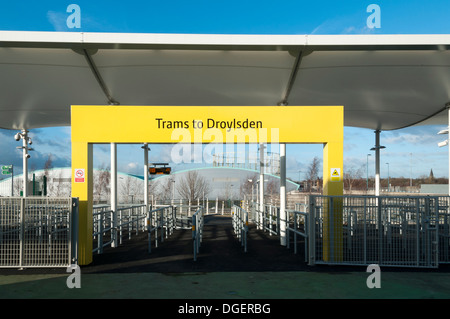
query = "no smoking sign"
xmin=74 ymin=169 xmax=85 ymax=183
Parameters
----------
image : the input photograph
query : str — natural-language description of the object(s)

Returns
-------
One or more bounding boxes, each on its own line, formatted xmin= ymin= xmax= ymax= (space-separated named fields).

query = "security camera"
xmin=14 ymin=133 xmax=21 ymax=141
xmin=28 ymin=139 xmax=32 ymax=145
xmin=26 ymin=154 xmax=30 ymax=159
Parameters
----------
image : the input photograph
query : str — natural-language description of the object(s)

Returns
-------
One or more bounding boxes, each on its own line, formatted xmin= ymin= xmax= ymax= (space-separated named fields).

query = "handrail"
xmin=93 ymin=204 xmax=148 ymax=254
xmin=286 ymin=210 xmax=308 ymax=262
xmin=147 ymin=205 xmax=175 ymax=253
xmin=117 ymin=205 xmax=147 ymax=245
xmin=192 ymin=206 xmax=204 ymax=261
xmin=253 ymin=203 xmax=279 ymax=236
xmin=232 ymin=205 xmax=248 ymax=252
xmin=92 ymin=209 xmax=114 ymax=254
xmin=92 ymin=204 xmax=176 ymax=254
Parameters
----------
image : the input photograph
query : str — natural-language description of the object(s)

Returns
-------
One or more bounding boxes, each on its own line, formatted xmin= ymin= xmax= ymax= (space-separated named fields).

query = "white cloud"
xmin=47 ymin=11 xmax=67 ymax=32
xmin=311 ymin=14 xmax=376 ymax=35
xmin=383 ymin=128 xmax=443 ymax=146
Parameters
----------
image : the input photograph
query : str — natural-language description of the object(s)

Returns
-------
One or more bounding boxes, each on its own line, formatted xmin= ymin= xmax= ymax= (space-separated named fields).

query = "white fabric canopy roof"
xmin=0 ymin=31 xmax=449 ymax=130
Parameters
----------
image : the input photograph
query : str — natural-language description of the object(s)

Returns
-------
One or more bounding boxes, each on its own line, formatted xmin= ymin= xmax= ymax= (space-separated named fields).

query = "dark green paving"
xmin=1 ymin=214 xmax=450 ymax=299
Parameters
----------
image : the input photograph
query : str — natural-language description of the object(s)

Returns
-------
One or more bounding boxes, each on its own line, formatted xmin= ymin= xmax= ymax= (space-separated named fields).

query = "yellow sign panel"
xmin=71 ymin=105 xmax=343 ymax=144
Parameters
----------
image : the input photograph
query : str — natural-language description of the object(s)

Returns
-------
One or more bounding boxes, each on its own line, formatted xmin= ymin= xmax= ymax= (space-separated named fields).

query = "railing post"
xmin=308 ymin=196 xmax=316 ymax=266
xmin=294 ymin=211 xmax=298 ymax=254
xmin=147 ymin=209 xmax=152 ymax=253
xmin=19 ymin=197 xmax=25 ymax=268
xmin=192 ymin=214 xmax=197 ymax=261
xmin=378 ymin=196 xmax=383 ymax=265
xmin=71 ymin=198 xmax=79 ymax=265
xmin=160 ymin=209 xmax=164 ymax=243
xmin=244 ymin=208 xmax=248 ymax=253
xmin=99 ymin=211 xmax=104 ymax=254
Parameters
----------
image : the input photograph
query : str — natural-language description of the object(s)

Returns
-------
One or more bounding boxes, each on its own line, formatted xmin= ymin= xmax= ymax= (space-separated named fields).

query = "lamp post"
xmin=14 ymin=130 xmax=33 ymax=197
xmin=370 ymin=130 xmax=386 ymax=197
xmin=172 ymin=179 xmax=176 ymax=205
xmin=366 ymin=154 xmax=371 ymax=192
xmin=386 ymin=162 xmax=390 ymax=192
xmin=410 ymin=153 xmax=413 ymax=188
xmin=437 ymin=121 xmax=449 ymax=195
xmin=248 ymin=179 xmax=253 ymax=203
xmin=142 ymin=143 xmax=150 ymax=209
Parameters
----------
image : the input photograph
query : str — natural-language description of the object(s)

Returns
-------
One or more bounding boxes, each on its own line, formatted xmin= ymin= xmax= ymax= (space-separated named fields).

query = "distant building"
xmin=420 ymin=184 xmax=449 ymax=195
xmin=0 ymin=167 xmax=299 ymax=205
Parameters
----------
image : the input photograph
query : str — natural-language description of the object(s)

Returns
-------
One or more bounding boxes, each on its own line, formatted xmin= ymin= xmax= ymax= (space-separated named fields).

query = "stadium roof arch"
xmin=0 ymin=31 xmax=449 ymax=131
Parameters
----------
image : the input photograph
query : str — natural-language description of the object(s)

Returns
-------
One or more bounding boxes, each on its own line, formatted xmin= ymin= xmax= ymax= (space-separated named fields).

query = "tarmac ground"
xmin=1 ymin=214 xmax=450 ymax=306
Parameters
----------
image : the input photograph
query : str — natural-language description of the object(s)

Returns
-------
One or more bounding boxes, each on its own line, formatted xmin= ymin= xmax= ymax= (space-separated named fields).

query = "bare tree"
xmin=119 ymin=175 xmax=143 ymax=204
xmin=266 ymin=179 xmax=280 ymax=196
xmin=344 ymin=164 xmax=364 ymax=193
xmin=239 ymin=173 xmax=258 ymax=200
xmin=158 ymin=177 xmax=175 ymax=202
xmin=13 ymin=178 xmax=21 ymax=196
xmin=43 ymin=154 xmax=54 ymax=195
xmin=94 ymin=164 xmax=110 ymax=204
xmin=177 ymin=171 xmax=210 ymax=202
xmin=306 ymin=156 xmax=321 ymax=193
xmin=44 ymin=154 xmax=53 ymax=173
xmin=148 ymin=179 xmax=160 ymax=203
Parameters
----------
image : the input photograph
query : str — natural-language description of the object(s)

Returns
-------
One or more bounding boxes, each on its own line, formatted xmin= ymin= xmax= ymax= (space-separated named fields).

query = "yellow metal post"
xmin=322 ymin=141 xmax=344 ymax=262
xmin=70 ymin=105 xmax=344 ymax=265
xmin=71 ymin=141 xmax=93 ymax=265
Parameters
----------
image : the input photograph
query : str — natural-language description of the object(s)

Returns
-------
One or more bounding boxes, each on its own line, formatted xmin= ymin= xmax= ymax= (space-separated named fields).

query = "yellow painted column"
xmin=322 ymin=141 xmax=344 ymax=262
xmin=71 ymin=141 xmax=93 ymax=265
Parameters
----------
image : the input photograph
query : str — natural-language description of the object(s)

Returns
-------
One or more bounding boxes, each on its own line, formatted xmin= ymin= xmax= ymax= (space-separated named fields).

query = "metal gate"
xmin=309 ymin=195 xmax=440 ymax=268
xmin=0 ymin=197 xmax=77 ymax=268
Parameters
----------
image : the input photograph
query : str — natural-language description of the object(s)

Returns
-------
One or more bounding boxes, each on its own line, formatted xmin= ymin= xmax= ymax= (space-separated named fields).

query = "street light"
xmin=437 ymin=127 xmax=449 ymax=194
xmin=409 ymin=153 xmax=413 ymax=187
xmin=366 ymin=154 xmax=371 ymax=191
xmin=172 ymin=179 xmax=176 ymax=203
xmin=248 ymin=179 xmax=254 ymax=203
xmin=370 ymin=131 xmax=386 ymax=197
xmin=15 ymin=130 xmax=33 ymax=197
xmin=386 ymin=162 xmax=390 ymax=192
xmin=370 ymin=146 xmax=386 ymax=151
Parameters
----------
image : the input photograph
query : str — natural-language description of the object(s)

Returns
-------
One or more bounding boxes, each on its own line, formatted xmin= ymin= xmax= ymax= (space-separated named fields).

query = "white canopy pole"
xmin=371 ymin=130 xmax=385 ymax=197
xmin=375 ymin=130 xmax=381 ymax=197
xmin=111 ymin=143 xmax=118 ymax=248
xmin=259 ymin=143 xmax=265 ymax=230
xmin=22 ymin=130 xmax=29 ymax=197
xmin=448 ymin=106 xmax=450 ymax=196
xmin=143 ymin=144 xmax=149 ymax=210
xmin=280 ymin=143 xmax=287 ymax=246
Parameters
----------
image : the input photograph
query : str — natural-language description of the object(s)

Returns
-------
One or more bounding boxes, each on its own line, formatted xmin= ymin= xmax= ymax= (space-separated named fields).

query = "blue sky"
xmin=0 ymin=1 xmax=450 ymax=181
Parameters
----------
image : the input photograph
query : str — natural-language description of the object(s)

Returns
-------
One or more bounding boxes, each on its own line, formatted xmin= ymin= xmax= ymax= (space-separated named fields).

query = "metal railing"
xmin=117 ymin=205 xmax=147 ymax=245
xmin=232 ymin=205 xmax=248 ymax=252
xmin=0 ymin=197 xmax=77 ymax=268
xmin=92 ymin=208 xmax=114 ymax=254
xmin=253 ymin=203 xmax=280 ymax=236
xmin=286 ymin=209 xmax=308 ymax=262
xmin=309 ymin=195 xmax=442 ymax=268
xmin=437 ymin=196 xmax=450 ymax=264
xmin=93 ymin=204 xmax=148 ymax=254
xmin=147 ymin=205 xmax=176 ymax=253
xmin=192 ymin=206 xmax=204 ymax=261
xmin=250 ymin=195 xmax=450 ymax=269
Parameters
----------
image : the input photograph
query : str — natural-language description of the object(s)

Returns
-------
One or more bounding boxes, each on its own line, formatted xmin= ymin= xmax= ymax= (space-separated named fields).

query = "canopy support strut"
xmin=83 ymin=49 xmax=120 ymax=106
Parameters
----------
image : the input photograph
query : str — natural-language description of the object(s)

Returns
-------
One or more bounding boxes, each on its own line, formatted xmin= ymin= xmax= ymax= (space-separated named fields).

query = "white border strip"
xmin=0 ymin=31 xmax=449 ymax=47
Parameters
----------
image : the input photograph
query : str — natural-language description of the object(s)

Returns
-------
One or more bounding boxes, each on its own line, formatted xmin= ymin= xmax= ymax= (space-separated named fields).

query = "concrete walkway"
xmin=1 ymin=215 xmax=450 ymax=300
xmin=1 ymin=269 xmax=450 ymax=299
